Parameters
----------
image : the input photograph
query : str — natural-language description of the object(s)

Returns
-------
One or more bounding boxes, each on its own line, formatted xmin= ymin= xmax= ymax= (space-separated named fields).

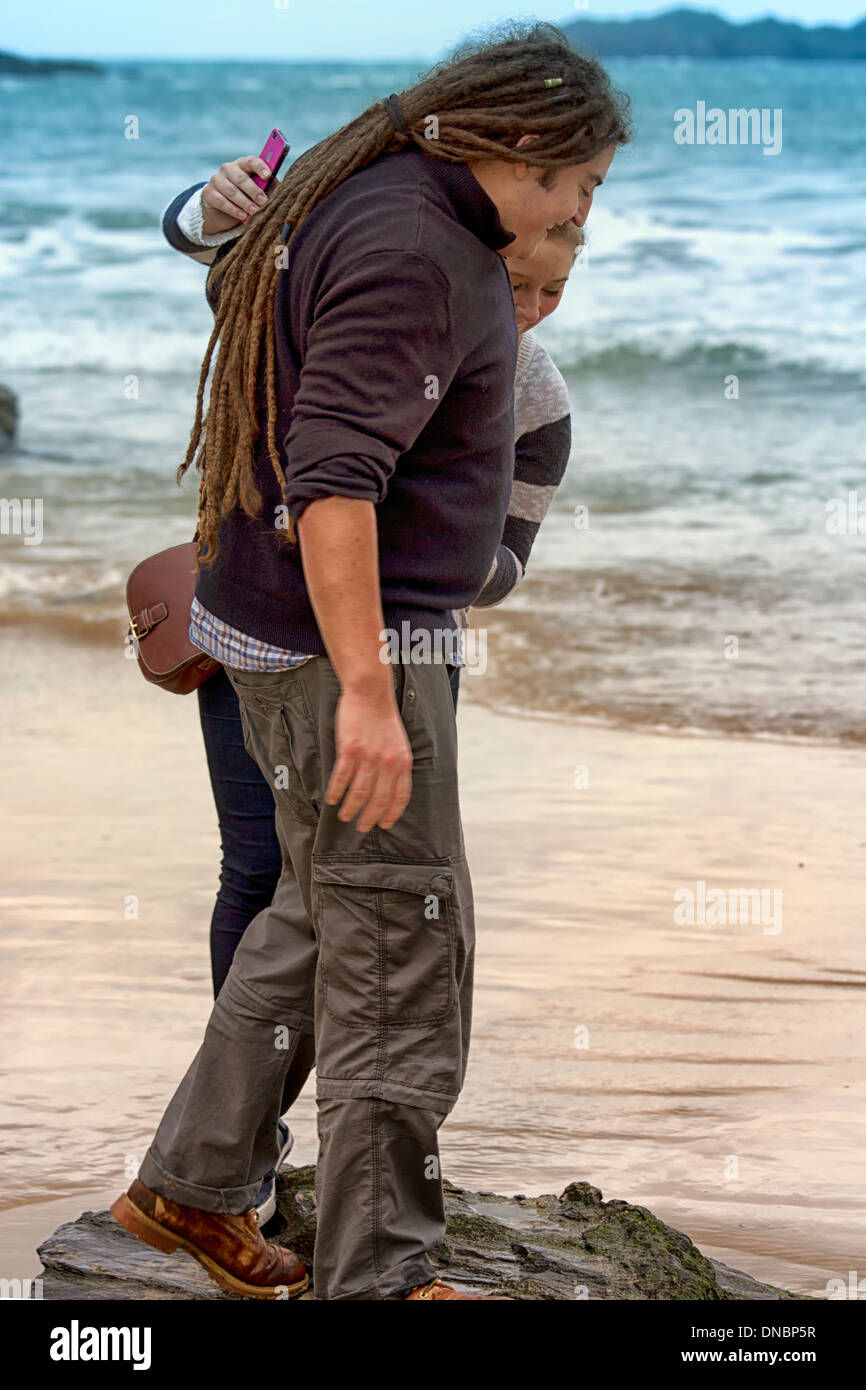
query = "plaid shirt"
xmin=190 ymin=596 xmax=466 ymax=673
xmin=190 ymin=595 xmax=314 ymax=672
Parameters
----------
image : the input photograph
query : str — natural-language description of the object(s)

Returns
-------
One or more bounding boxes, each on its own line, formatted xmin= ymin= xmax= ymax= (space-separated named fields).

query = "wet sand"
xmin=1 ymin=632 xmax=864 ymax=1297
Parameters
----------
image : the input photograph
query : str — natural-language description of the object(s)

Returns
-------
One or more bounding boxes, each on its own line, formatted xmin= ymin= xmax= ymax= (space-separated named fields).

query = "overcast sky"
xmin=7 ymin=2 xmax=864 ymax=61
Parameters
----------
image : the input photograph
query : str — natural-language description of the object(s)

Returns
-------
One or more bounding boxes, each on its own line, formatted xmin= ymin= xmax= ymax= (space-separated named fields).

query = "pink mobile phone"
xmin=252 ymin=129 xmax=289 ymax=190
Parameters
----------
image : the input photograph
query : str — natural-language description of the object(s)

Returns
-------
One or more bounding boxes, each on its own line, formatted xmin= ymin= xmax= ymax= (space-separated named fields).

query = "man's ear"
xmin=511 ymin=132 xmax=541 ymax=181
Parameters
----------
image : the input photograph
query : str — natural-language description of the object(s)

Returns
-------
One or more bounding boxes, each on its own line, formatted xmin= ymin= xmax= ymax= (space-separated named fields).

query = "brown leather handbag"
xmin=126 ymin=541 xmax=222 ymax=694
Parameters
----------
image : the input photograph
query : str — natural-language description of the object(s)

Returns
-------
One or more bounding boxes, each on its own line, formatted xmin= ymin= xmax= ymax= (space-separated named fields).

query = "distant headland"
xmin=0 ymin=50 xmax=102 ymax=75
xmin=562 ymin=7 xmax=866 ymax=59
xmin=4 ymin=11 xmax=866 ymax=72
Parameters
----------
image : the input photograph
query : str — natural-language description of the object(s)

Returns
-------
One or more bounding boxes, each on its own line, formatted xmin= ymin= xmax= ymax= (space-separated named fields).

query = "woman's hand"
xmin=200 ymin=156 xmax=274 ymax=236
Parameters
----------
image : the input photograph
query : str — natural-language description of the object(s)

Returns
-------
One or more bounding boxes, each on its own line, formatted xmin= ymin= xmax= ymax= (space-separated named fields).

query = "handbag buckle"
xmin=129 ymin=603 xmax=168 ymax=642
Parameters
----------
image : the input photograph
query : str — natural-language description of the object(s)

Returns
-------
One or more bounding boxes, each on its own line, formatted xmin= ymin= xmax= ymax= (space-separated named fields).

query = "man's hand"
xmin=327 ymin=680 xmax=413 ymax=833
xmin=200 ymin=156 xmax=273 ymax=236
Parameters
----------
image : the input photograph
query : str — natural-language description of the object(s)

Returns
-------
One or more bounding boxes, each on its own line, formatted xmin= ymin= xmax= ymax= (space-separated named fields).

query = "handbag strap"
xmin=129 ymin=601 xmax=168 ymax=641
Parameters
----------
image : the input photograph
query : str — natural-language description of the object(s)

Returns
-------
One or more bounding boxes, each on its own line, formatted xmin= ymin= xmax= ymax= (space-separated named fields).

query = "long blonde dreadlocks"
xmin=178 ymin=20 xmax=631 ymax=566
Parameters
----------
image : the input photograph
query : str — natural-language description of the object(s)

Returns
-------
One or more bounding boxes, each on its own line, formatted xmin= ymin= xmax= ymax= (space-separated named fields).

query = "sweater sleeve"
xmin=472 ymin=411 xmax=571 ymax=607
xmin=162 ymin=182 xmax=244 ymax=260
xmin=283 ymin=249 xmax=460 ymax=522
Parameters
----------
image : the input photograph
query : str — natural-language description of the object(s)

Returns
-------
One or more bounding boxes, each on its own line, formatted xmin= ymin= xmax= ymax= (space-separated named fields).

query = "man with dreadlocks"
xmin=112 ymin=22 xmax=631 ymax=1300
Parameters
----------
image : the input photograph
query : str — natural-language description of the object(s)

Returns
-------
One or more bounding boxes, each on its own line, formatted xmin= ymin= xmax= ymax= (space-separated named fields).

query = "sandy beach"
xmin=1 ymin=628 xmax=863 ymax=1298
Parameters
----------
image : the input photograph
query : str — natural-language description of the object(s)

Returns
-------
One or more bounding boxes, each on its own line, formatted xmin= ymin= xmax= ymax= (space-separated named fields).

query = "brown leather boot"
xmin=405 ymin=1277 xmax=513 ymax=1300
xmin=111 ymin=1178 xmax=308 ymax=1300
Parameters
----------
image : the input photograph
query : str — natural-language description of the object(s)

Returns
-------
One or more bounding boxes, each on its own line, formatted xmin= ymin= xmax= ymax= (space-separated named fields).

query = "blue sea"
xmin=1 ymin=57 xmax=864 ymax=742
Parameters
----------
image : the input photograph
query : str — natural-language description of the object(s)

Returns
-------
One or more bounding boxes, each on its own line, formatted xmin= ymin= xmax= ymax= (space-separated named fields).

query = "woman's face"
xmin=506 ymin=237 xmax=577 ymax=337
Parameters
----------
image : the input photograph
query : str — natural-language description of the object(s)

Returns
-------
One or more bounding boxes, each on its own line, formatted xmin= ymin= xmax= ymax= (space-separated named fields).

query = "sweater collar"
xmin=408 ymin=148 xmax=516 ymax=253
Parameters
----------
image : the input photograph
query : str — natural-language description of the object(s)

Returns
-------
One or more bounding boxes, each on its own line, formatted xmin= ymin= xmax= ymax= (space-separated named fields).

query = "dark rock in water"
xmin=36 ymin=1167 xmax=812 ymax=1300
xmin=0 ymin=384 xmax=17 ymax=450
xmin=0 ymin=50 xmax=102 ymax=76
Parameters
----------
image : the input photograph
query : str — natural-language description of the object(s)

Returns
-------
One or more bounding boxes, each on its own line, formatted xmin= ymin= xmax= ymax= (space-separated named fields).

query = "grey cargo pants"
xmin=139 ymin=653 xmax=475 ymax=1300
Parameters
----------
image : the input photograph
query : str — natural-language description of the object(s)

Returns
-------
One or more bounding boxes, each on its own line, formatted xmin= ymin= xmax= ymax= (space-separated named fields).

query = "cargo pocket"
xmin=312 ymin=859 xmax=456 ymax=1029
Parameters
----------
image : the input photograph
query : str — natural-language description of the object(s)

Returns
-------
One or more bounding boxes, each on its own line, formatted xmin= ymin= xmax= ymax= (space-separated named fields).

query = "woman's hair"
xmin=180 ymin=20 xmax=631 ymax=564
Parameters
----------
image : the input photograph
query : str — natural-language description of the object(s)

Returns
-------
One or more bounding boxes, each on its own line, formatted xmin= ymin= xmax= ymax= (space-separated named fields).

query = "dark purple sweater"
xmin=193 ymin=146 xmax=518 ymax=654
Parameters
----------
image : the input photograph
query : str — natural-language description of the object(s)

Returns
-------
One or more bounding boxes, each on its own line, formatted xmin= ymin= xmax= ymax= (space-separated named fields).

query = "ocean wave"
xmin=462 ymin=605 xmax=866 ymax=750
xmin=0 ymin=190 xmax=860 ymax=382
xmin=585 ymin=204 xmax=830 ymax=265
xmin=3 ymin=315 xmax=857 ymax=386
xmin=0 ymin=556 xmax=130 ymax=645
xmin=548 ymin=336 xmax=865 ymax=384
xmin=544 ymin=203 xmax=865 ymax=381
xmin=1 ymin=556 xmax=860 ymax=750
xmin=466 ymin=691 xmax=866 ymax=750
xmin=557 ymin=341 xmax=768 ymax=376
xmin=0 ymin=320 xmax=209 ymax=374
xmin=0 ymin=606 xmax=126 ymax=647
xmin=3 ymin=588 xmax=861 ymax=749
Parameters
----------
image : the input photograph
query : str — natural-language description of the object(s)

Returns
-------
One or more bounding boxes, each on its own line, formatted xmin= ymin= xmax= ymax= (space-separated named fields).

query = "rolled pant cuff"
xmin=138 ymin=1145 xmax=259 ymax=1216
xmin=316 ymin=1075 xmax=458 ymax=1114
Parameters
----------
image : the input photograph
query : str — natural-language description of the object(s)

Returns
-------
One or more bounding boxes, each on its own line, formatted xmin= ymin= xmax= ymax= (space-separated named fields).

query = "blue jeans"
xmin=198 ymin=662 xmax=462 ymax=996
xmin=449 ymin=662 xmax=461 ymax=709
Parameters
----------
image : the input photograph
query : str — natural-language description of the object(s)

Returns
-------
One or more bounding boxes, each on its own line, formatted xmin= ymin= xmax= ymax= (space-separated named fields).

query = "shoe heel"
xmin=110 ymin=1194 xmax=181 ymax=1255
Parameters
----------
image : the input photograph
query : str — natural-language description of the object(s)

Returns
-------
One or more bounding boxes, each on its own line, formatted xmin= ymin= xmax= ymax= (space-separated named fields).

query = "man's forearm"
xmin=297 ymin=495 xmax=394 ymax=698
